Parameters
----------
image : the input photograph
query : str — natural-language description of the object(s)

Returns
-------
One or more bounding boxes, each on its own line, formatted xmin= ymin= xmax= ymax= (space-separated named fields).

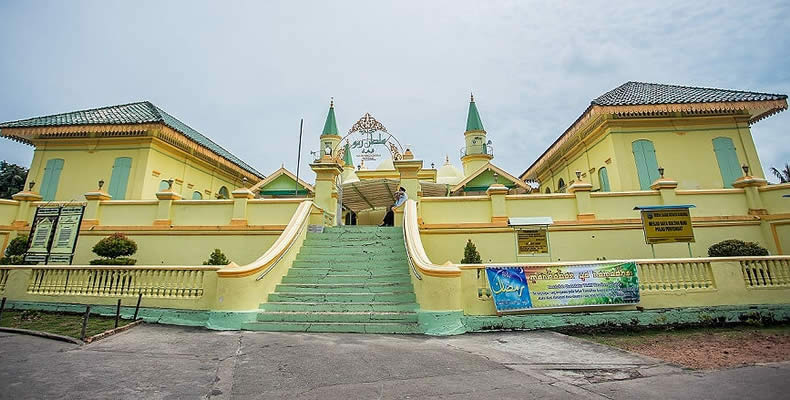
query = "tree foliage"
xmin=0 ymin=161 xmax=29 ymax=199
xmin=461 ymin=239 xmax=482 ymax=264
xmin=770 ymin=163 xmax=790 ymax=183
xmin=91 ymin=233 xmax=137 ymax=265
xmin=203 ymin=249 xmax=230 ymax=265
xmin=0 ymin=234 xmax=28 ymax=265
xmin=708 ymin=239 xmax=769 ymax=257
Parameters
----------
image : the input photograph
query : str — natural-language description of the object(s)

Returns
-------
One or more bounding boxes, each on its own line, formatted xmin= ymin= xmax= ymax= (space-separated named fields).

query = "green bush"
xmin=89 ymin=257 xmax=137 ymax=265
xmin=707 ymin=239 xmax=769 ymax=257
xmin=91 ymin=233 xmax=137 ymax=265
xmin=203 ymin=249 xmax=229 ymax=265
xmin=461 ymin=239 xmax=482 ymax=264
xmin=0 ymin=235 xmax=28 ymax=265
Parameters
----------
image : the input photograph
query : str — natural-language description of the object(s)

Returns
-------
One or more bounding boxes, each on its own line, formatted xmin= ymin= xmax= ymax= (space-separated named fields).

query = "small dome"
xmin=436 ymin=157 xmax=464 ymax=185
xmin=376 ymin=158 xmax=395 ymax=170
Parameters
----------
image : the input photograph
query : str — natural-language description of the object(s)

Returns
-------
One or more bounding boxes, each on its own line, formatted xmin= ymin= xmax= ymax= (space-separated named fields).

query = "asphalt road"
xmin=1 ymin=324 xmax=788 ymax=399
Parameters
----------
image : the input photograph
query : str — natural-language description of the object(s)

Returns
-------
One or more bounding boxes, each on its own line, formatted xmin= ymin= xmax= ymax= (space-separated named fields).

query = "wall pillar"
xmin=230 ymin=188 xmax=255 ymax=226
xmin=568 ymin=181 xmax=594 ymax=221
xmin=393 ymin=150 xmax=423 ymax=202
xmin=310 ymin=157 xmax=343 ymax=226
xmin=486 ymin=184 xmax=509 ymax=226
xmin=83 ymin=189 xmax=112 ymax=228
xmin=650 ymin=177 xmax=679 ymax=205
xmin=11 ymin=189 xmax=42 ymax=228
xmin=733 ymin=175 xmax=768 ymax=215
xmin=154 ymin=188 xmax=182 ymax=226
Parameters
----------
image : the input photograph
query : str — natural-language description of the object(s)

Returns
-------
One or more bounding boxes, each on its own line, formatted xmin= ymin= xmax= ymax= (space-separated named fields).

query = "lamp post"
xmin=98 ymin=180 xmax=105 ymax=190
xmin=658 ymin=167 xmax=665 ymax=179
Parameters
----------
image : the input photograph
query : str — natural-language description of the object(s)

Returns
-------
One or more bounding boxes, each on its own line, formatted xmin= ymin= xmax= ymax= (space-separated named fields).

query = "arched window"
xmin=218 ymin=186 xmax=229 ymax=199
xmin=712 ymin=137 xmax=741 ymax=188
xmin=192 ymin=191 xmax=203 ymax=200
xmin=598 ymin=167 xmax=611 ymax=192
xmin=557 ymin=178 xmax=566 ymax=193
xmin=108 ymin=157 xmax=132 ymax=200
xmin=40 ymin=158 xmax=64 ymax=201
xmin=544 ymin=187 xmax=551 ymax=194
xmin=158 ymin=180 xmax=171 ymax=191
xmin=632 ymin=139 xmax=660 ymax=190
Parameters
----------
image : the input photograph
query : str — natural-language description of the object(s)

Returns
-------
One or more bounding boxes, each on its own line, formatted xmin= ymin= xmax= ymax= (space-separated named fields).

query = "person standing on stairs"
xmin=380 ymin=187 xmax=408 ymax=226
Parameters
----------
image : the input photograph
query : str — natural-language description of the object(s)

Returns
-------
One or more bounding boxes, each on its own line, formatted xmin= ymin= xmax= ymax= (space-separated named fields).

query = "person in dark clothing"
xmin=380 ymin=187 xmax=408 ymax=226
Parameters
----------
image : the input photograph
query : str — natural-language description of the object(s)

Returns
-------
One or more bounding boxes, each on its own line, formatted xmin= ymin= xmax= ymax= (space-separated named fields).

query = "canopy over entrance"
xmin=340 ymin=179 xmax=450 ymax=213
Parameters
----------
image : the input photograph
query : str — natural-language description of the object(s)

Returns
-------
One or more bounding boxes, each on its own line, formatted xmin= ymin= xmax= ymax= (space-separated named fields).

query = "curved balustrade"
xmin=403 ymin=200 xmax=461 ymax=277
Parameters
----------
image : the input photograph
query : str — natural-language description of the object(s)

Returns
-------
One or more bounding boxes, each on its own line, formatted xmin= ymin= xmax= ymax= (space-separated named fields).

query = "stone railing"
xmin=26 ymin=266 xmax=217 ymax=298
xmin=637 ymin=260 xmax=714 ymax=292
xmin=740 ymin=258 xmax=790 ymax=288
xmin=0 ymin=268 xmax=9 ymax=294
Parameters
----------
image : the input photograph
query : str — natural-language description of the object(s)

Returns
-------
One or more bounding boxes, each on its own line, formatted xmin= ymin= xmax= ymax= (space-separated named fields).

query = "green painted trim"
xmin=2 ymin=301 xmax=257 ymax=330
xmin=418 ymin=310 xmax=465 ymax=336
xmin=260 ymin=189 xmax=309 ymax=196
xmin=463 ymin=304 xmax=790 ymax=333
xmin=610 ymin=126 xmax=744 ymax=135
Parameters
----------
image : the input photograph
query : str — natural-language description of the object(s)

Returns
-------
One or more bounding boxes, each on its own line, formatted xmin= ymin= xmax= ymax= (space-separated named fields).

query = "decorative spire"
xmin=466 ymin=93 xmax=485 ymax=132
xmin=445 ymin=155 xmax=450 ymax=164
xmin=470 ymin=92 xmax=474 ymax=102
xmin=343 ymin=139 xmax=354 ymax=166
xmin=321 ymin=98 xmax=338 ymax=136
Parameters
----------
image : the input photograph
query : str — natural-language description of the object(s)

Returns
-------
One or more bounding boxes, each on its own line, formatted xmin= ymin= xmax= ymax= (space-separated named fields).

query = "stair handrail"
xmin=217 ymin=200 xmax=316 ymax=278
xmin=402 ymin=199 xmax=462 ymax=277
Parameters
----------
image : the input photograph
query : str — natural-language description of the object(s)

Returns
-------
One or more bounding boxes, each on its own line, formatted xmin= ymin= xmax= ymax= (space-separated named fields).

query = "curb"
xmin=0 ymin=327 xmax=83 ymax=345
xmin=85 ymin=320 xmax=144 ymax=343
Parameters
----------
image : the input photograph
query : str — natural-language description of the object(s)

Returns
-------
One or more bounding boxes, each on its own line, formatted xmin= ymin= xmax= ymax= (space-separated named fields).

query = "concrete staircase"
xmin=241 ymin=226 xmax=420 ymax=334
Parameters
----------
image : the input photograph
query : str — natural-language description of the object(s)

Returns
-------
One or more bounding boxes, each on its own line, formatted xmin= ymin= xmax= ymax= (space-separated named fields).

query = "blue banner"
xmin=485 ymin=267 xmax=532 ymax=311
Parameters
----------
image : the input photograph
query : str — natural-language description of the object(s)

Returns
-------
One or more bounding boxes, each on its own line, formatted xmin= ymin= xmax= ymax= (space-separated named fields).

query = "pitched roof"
xmin=593 ymin=81 xmax=787 ymax=106
xmin=0 ymin=101 xmax=262 ymax=177
xmin=248 ymin=167 xmax=314 ymax=193
xmin=451 ymin=162 xmax=529 ymax=193
xmin=466 ymin=95 xmax=485 ymax=132
xmin=321 ymin=102 xmax=339 ymax=136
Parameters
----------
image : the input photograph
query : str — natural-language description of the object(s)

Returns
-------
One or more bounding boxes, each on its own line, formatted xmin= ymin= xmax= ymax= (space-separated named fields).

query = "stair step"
xmin=261 ymin=302 xmax=419 ymax=312
xmin=302 ymin=239 xmax=404 ymax=248
xmin=275 ymin=283 xmax=413 ymax=293
xmin=241 ymin=321 xmax=420 ymax=334
xmin=255 ymin=311 xmax=417 ymax=323
xmin=298 ymin=247 xmax=402 ymax=256
xmin=286 ymin=267 xmax=408 ymax=276
xmin=281 ymin=274 xmax=411 ymax=284
xmin=268 ymin=292 xmax=416 ymax=303
xmin=323 ymin=226 xmax=402 ymax=233
xmin=291 ymin=260 xmax=408 ymax=268
xmin=306 ymin=233 xmax=403 ymax=240
xmin=295 ymin=254 xmax=405 ymax=262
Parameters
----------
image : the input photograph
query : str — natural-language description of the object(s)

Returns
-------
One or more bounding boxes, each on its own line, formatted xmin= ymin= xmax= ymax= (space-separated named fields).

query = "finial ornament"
xmin=470 ymin=92 xmax=474 ymax=102
xmin=330 ymin=97 xmax=334 ymax=108
xmin=445 ymin=155 xmax=450 ymax=164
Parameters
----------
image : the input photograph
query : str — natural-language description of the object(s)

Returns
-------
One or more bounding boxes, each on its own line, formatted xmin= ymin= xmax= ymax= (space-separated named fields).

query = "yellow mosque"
xmin=1 ymin=81 xmax=789 ymax=334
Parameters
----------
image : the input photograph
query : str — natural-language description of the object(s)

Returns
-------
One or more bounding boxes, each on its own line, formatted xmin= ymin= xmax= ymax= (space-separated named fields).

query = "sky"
xmin=1 ymin=0 xmax=789 ymax=183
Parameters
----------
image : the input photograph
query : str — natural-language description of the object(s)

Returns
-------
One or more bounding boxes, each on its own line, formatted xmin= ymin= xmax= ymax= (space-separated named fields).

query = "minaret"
xmin=461 ymin=93 xmax=493 ymax=176
xmin=319 ymin=98 xmax=342 ymax=160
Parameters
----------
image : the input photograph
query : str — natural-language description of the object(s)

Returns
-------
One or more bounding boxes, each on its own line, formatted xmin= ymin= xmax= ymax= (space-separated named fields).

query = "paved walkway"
xmin=1 ymin=325 xmax=788 ymax=399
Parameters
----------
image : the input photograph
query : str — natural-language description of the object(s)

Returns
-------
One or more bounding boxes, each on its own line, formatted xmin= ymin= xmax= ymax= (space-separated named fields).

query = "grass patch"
xmin=0 ymin=309 xmax=134 ymax=339
xmin=573 ymin=324 xmax=790 ymax=346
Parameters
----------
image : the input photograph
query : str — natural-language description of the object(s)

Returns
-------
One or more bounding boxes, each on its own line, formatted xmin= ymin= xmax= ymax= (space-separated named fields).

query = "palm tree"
xmin=770 ymin=163 xmax=790 ymax=183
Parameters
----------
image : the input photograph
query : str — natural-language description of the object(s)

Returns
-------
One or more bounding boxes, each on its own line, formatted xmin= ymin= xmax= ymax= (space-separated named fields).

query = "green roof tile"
xmin=466 ymin=95 xmax=485 ymax=132
xmin=321 ymin=102 xmax=339 ymax=136
xmin=593 ymin=81 xmax=787 ymax=106
xmin=0 ymin=101 xmax=262 ymax=178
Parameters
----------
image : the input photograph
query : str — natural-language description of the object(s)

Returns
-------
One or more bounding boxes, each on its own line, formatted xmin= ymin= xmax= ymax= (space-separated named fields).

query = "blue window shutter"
xmin=598 ymin=167 xmax=611 ymax=192
xmin=40 ymin=159 xmax=64 ymax=201
xmin=107 ymin=157 xmax=132 ymax=200
xmin=632 ymin=140 xmax=659 ymax=190
xmin=218 ymin=186 xmax=229 ymax=199
xmin=713 ymin=137 xmax=741 ymax=188
xmin=158 ymin=180 xmax=170 ymax=191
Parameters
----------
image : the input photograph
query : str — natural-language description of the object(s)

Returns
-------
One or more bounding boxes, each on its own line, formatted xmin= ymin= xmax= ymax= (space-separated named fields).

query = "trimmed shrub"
xmin=203 ymin=249 xmax=230 ymax=265
xmin=461 ymin=239 xmax=482 ymax=264
xmin=707 ymin=239 xmax=769 ymax=257
xmin=0 ymin=235 xmax=28 ymax=265
xmin=91 ymin=233 xmax=137 ymax=265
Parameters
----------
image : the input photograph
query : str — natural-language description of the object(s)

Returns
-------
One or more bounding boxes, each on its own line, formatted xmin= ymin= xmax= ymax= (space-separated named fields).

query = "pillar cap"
xmin=486 ymin=183 xmax=509 ymax=196
xmin=402 ymin=149 xmax=414 ymax=160
xmin=232 ymin=188 xmax=256 ymax=199
xmin=156 ymin=191 xmax=182 ymax=200
xmin=568 ymin=182 xmax=593 ymax=193
xmin=649 ymin=178 xmax=678 ymax=190
xmin=12 ymin=190 xmax=43 ymax=201
xmin=84 ymin=191 xmax=112 ymax=201
xmin=732 ymin=176 xmax=768 ymax=188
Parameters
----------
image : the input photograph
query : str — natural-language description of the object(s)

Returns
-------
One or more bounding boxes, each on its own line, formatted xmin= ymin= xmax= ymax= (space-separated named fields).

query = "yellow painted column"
xmin=650 ymin=177 xmax=679 ymax=205
xmin=310 ymin=157 xmax=343 ymax=226
xmin=393 ymin=150 xmax=423 ymax=202
xmin=11 ymin=188 xmax=42 ymax=228
xmin=733 ymin=175 xmax=768 ymax=215
xmin=83 ymin=188 xmax=112 ymax=228
xmin=230 ymin=188 xmax=255 ymax=226
xmin=568 ymin=175 xmax=594 ymax=221
xmin=486 ymin=184 xmax=509 ymax=226
xmin=154 ymin=183 xmax=182 ymax=226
